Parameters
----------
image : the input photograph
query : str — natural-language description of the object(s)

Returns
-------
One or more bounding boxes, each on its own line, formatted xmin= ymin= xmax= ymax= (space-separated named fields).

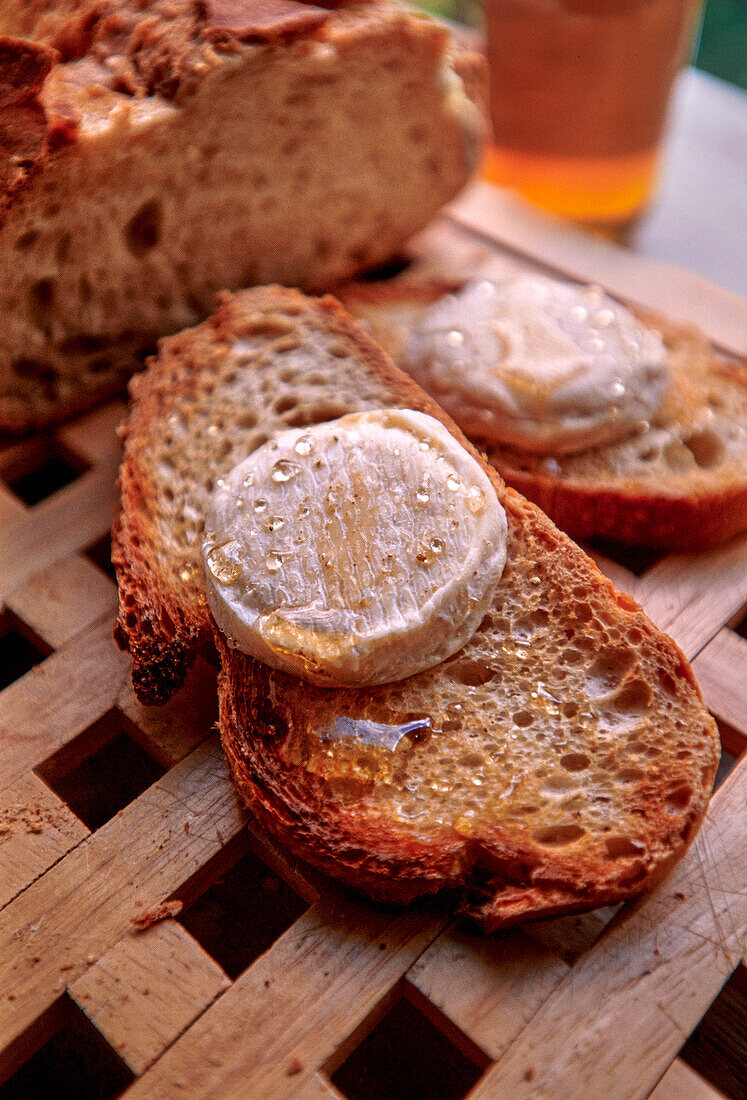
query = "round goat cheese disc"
xmin=202 ymin=409 xmax=507 ymax=686
xmin=401 ymin=275 xmax=670 ymax=455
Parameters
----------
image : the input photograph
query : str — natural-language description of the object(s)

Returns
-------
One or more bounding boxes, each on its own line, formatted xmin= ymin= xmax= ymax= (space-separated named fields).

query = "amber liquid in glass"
xmin=483 ymin=0 xmax=701 ymax=227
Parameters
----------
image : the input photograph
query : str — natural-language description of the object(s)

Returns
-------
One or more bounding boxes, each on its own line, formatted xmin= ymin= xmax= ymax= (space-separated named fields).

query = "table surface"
xmin=624 ymin=67 xmax=746 ymax=297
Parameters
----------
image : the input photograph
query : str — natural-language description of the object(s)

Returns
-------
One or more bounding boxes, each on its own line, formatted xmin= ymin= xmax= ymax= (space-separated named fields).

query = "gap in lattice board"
xmin=33 ymin=708 xmax=165 ymax=832
xmin=585 ymin=536 xmax=668 ymax=578
xmin=175 ymin=828 xmax=311 ymax=980
xmin=0 ymin=610 xmax=51 ymax=691
xmin=4 ymin=438 xmax=90 ymax=507
xmin=0 ymin=994 xmax=133 ymax=1100
xmin=731 ymin=603 xmax=747 ymax=641
xmin=85 ymin=533 xmax=117 ymax=582
xmin=327 ymin=978 xmax=490 ymax=1100
xmin=679 ymin=963 xmax=747 ymax=1100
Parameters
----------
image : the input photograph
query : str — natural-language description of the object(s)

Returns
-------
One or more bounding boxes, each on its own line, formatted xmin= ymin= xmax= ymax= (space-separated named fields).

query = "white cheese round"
xmin=203 ymin=409 xmax=507 ymax=686
xmin=401 ymin=275 xmax=669 ymax=455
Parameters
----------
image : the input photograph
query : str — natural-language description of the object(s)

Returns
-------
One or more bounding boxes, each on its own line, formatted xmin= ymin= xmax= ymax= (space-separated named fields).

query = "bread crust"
xmin=114 ymin=285 xmax=719 ymax=929
xmin=337 ymin=279 xmax=747 ymax=550
xmin=0 ymin=36 xmax=63 ymax=222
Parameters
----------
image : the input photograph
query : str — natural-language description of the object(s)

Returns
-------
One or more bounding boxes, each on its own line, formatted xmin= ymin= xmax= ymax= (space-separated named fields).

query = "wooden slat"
xmin=296 ymin=1073 xmax=344 ymax=1100
xmin=56 ymin=402 xmax=126 ymax=466
xmin=409 ymin=926 xmax=567 ymax=1061
xmin=464 ymin=759 xmax=747 ymax=1100
xmin=0 ymin=772 xmax=88 ymax=910
xmin=125 ymin=891 xmax=446 ymax=1100
xmin=0 ymin=456 xmax=119 ymax=600
xmin=693 ymin=629 xmax=747 ymax=738
xmin=633 ymin=539 xmax=747 ymax=661
xmin=0 ymin=484 xmax=25 ymax=527
xmin=115 ymin=656 xmax=217 ymax=770
xmin=69 ymin=919 xmax=229 ymax=1075
xmin=448 ymin=182 xmax=747 ymax=355
xmin=0 ymin=616 xmax=130 ymax=790
xmin=4 ymin=555 xmax=117 ymax=652
xmin=0 ymin=737 xmax=244 ymax=1079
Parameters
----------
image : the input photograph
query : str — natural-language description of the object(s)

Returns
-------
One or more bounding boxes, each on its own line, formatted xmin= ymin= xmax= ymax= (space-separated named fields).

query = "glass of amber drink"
xmin=482 ymin=0 xmax=702 ymax=228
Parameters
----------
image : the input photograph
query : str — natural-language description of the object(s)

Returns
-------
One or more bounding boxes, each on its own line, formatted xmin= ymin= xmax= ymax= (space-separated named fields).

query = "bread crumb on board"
xmin=0 ymin=803 xmax=62 ymax=836
xmin=130 ymin=899 xmax=183 ymax=930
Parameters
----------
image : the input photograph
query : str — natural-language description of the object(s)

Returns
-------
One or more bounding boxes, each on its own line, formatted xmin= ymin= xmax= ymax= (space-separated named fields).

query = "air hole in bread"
xmin=14 ymin=229 xmax=38 ymax=251
xmin=573 ymin=602 xmax=594 ymax=624
xmin=236 ymin=410 xmax=258 ymax=429
xmin=683 ymin=428 xmax=724 ymax=468
xmin=617 ymin=767 xmax=645 ymax=782
xmin=284 ymin=90 xmax=311 ymax=107
xmin=512 ymin=710 xmax=534 ymax=728
xmin=457 ymin=752 xmax=485 ymax=768
xmin=543 ymin=772 xmax=577 ymax=791
xmin=12 ymin=358 xmax=58 ymax=399
xmin=604 ymin=836 xmax=644 ymax=858
xmin=658 ymin=669 xmax=679 ymax=696
xmin=560 ymin=752 xmax=590 ymax=772
xmin=89 ymin=356 xmax=114 ymax=375
xmin=79 ymin=274 xmax=93 ymax=304
xmin=237 ymin=315 xmax=296 ymax=338
xmin=285 ymin=403 xmax=349 ymax=427
xmin=666 ymin=785 xmax=693 ymax=812
xmin=125 ymin=199 xmax=163 ymax=257
xmin=612 ymin=679 xmax=653 ymax=715
xmin=274 ymin=395 xmax=297 ymax=415
xmin=450 ymin=659 xmax=496 ymax=687
xmin=56 ymin=232 xmax=72 ymax=264
xmin=663 ymin=439 xmax=695 ymax=471
xmin=588 ymin=648 xmax=635 ymax=697
xmin=533 ymin=824 xmax=585 ymax=846
xmin=28 ymin=278 xmax=55 ymax=333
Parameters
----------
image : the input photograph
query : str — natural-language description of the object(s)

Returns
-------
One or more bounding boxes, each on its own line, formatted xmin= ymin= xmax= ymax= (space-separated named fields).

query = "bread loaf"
xmin=0 ymin=0 xmax=483 ymax=431
xmin=113 ymin=285 xmax=719 ymax=928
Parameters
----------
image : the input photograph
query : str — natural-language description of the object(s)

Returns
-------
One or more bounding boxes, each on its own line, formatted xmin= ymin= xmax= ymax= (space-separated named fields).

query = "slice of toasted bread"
xmin=337 ymin=278 xmax=747 ymax=550
xmin=113 ymin=285 xmax=719 ymax=928
xmin=0 ymin=1 xmax=483 ymax=432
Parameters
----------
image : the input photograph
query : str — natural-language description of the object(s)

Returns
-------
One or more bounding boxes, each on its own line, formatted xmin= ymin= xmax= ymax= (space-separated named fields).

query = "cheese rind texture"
xmin=203 ymin=409 xmax=507 ymax=686
xmin=401 ymin=275 xmax=670 ymax=455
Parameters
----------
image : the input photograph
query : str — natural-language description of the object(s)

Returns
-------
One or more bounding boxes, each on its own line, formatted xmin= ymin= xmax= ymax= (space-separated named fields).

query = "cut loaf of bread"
xmin=113 ymin=285 xmax=719 ymax=928
xmin=338 ymin=279 xmax=747 ymax=550
xmin=0 ymin=0 xmax=482 ymax=431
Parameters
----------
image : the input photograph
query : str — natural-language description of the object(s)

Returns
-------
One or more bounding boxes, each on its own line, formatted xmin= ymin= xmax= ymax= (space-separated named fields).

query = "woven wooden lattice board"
xmin=0 ymin=184 xmax=744 ymax=1100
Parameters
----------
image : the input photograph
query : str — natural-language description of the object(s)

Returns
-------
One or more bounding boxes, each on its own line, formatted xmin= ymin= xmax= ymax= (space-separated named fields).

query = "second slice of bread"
xmin=337 ymin=279 xmax=747 ymax=550
xmin=114 ymin=286 xmax=719 ymax=928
